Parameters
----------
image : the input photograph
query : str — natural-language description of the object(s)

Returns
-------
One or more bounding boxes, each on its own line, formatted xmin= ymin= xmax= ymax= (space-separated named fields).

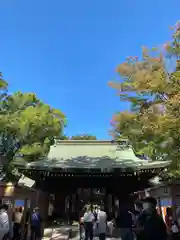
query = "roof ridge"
xmin=55 ymin=140 xmax=129 ymax=145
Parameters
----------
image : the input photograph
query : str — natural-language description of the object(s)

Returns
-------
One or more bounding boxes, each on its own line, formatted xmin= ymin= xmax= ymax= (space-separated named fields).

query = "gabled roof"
xmin=14 ymin=140 xmax=170 ymax=171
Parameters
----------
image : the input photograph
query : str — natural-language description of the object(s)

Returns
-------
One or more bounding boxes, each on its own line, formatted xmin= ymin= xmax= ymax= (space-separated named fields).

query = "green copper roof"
xmin=15 ymin=140 xmax=170 ymax=171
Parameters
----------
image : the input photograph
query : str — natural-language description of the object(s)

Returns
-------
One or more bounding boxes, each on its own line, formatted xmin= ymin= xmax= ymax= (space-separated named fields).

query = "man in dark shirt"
xmin=115 ymin=204 xmax=134 ymax=240
xmin=30 ymin=207 xmax=42 ymax=240
xmin=137 ymin=197 xmax=167 ymax=240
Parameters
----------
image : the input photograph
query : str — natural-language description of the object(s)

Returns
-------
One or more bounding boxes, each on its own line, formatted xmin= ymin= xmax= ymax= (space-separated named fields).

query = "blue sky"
xmin=0 ymin=0 xmax=179 ymax=139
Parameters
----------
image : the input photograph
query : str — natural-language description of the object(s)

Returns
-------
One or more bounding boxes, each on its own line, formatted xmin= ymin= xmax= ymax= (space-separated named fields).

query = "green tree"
xmin=71 ymin=134 xmax=97 ymax=140
xmin=0 ymin=77 xmax=66 ymax=180
xmin=0 ymin=72 xmax=8 ymax=90
xmin=108 ymin=21 xmax=180 ymax=180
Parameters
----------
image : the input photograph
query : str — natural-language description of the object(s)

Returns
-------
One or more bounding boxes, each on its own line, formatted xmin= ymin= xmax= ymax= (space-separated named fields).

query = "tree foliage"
xmin=108 ymin=21 xmax=180 ymax=180
xmin=0 ymin=74 xmax=66 ymax=180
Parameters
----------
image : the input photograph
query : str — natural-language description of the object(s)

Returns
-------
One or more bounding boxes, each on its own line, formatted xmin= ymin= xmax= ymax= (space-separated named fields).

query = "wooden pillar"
xmin=90 ymin=188 xmax=92 ymax=204
xmin=69 ymin=194 xmax=73 ymax=224
xmin=103 ymin=188 xmax=106 ymax=209
xmin=76 ymin=189 xmax=80 ymax=217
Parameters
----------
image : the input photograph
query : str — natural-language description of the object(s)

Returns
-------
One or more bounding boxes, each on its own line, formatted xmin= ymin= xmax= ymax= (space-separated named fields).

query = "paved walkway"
xmin=42 ymin=225 xmax=78 ymax=240
xmin=42 ymin=225 xmax=123 ymax=240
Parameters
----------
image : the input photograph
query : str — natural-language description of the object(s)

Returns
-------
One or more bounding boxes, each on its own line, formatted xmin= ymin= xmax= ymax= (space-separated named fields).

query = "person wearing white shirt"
xmin=83 ymin=206 xmax=94 ymax=240
xmin=0 ymin=204 xmax=10 ymax=240
xmin=48 ymin=202 xmax=54 ymax=223
xmin=107 ymin=220 xmax=114 ymax=236
xmin=97 ymin=206 xmax=107 ymax=240
xmin=48 ymin=203 xmax=53 ymax=217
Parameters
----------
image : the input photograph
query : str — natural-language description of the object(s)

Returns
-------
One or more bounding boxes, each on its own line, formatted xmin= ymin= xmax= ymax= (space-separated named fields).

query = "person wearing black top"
xmin=93 ymin=207 xmax=98 ymax=222
xmin=115 ymin=204 xmax=134 ymax=240
xmin=136 ymin=197 xmax=167 ymax=240
xmin=23 ymin=209 xmax=30 ymax=240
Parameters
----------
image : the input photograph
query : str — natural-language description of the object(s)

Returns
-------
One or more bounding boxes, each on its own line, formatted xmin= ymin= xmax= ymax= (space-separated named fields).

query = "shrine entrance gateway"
xmin=14 ymin=140 xmax=170 ymax=221
xmin=51 ymin=187 xmax=119 ymax=221
xmin=42 ymin=169 xmax=164 ymax=221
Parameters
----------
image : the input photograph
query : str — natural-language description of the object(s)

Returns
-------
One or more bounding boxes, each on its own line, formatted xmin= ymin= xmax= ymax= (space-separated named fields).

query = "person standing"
xmin=107 ymin=220 xmax=114 ymax=236
xmin=83 ymin=206 xmax=94 ymax=240
xmin=13 ymin=207 xmax=23 ymax=240
xmin=48 ymin=202 xmax=54 ymax=224
xmin=115 ymin=203 xmax=134 ymax=240
xmin=176 ymin=206 xmax=180 ymax=227
xmin=79 ymin=206 xmax=85 ymax=240
xmin=96 ymin=205 xmax=107 ymax=240
xmin=134 ymin=200 xmax=143 ymax=220
xmin=165 ymin=207 xmax=173 ymax=234
xmin=0 ymin=204 xmax=10 ymax=240
xmin=30 ymin=207 xmax=42 ymax=240
xmin=137 ymin=197 xmax=167 ymax=240
xmin=24 ymin=208 xmax=30 ymax=240
xmin=93 ymin=206 xmax=98 ymax=222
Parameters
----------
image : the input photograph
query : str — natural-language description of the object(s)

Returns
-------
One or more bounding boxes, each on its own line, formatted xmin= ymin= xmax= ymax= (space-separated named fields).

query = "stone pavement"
xmin=42 ymin=225 xmax=78 ymax=240
xmin=42 ymin=225 xmax=120 ymax=240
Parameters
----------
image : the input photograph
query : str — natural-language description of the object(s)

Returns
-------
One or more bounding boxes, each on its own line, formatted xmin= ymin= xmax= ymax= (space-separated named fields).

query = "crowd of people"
xmin=79 ymin=197 xmax=180 ymax=240
xmin=0 ymin=204 xmax=42 ymax=240
xmin=0 ymin=196 xmax=179 ymax=240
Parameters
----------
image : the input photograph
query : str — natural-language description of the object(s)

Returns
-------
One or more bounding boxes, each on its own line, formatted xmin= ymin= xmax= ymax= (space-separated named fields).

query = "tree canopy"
xmin=0 ymin=74 xmax=66 ymax=180
xmin=109 ymin=21 xmax=180 ymax=180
